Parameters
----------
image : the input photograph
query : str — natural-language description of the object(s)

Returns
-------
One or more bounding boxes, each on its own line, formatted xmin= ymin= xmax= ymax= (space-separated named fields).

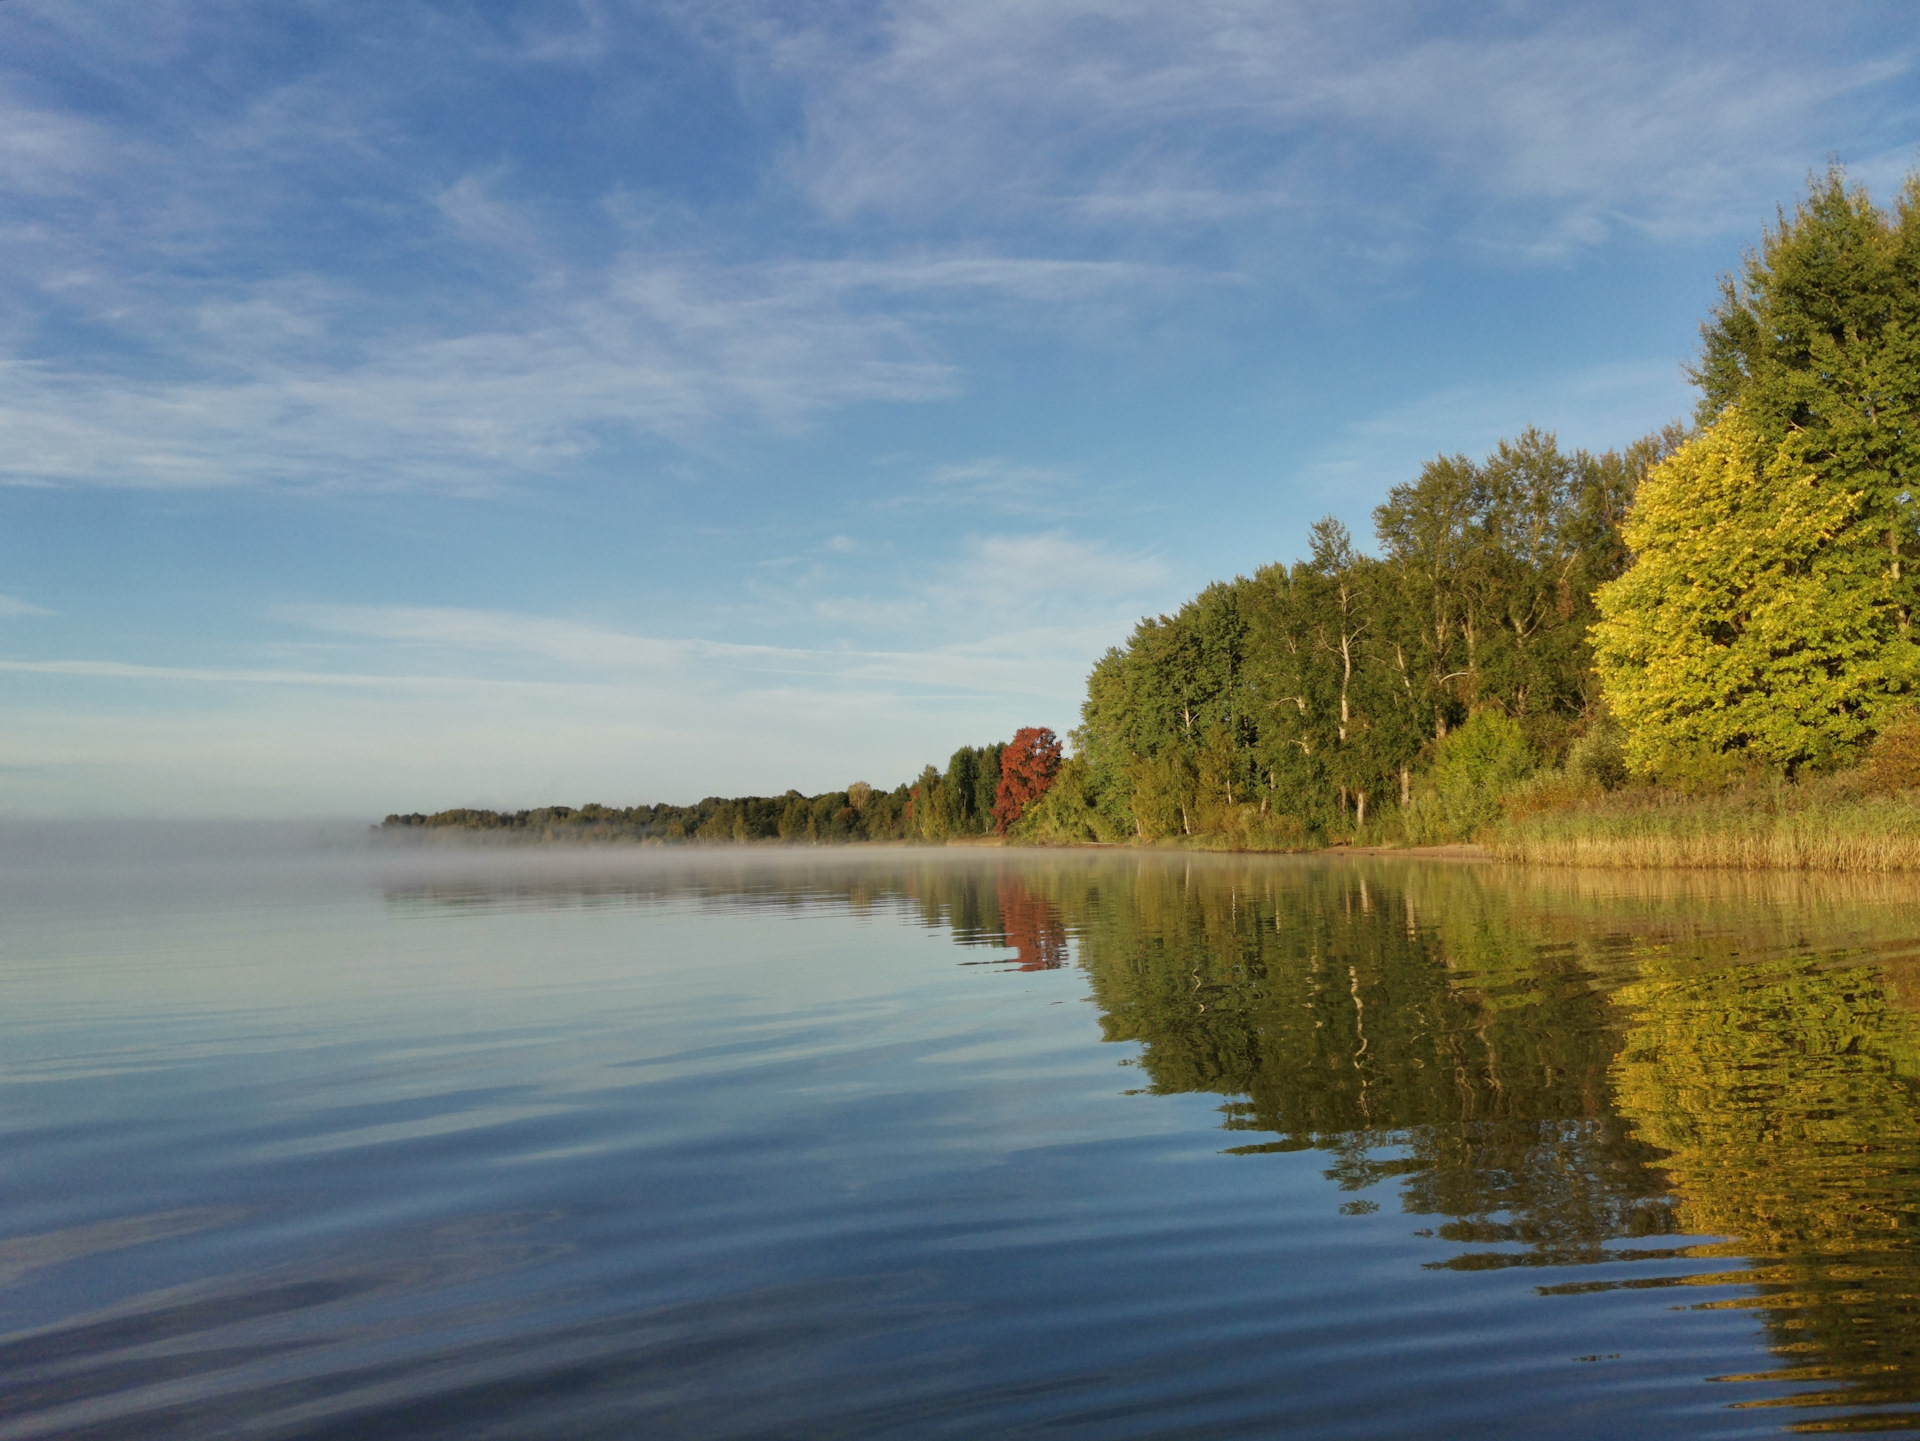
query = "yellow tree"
xmin=1592 ymin=408 xmax=1916 ymax=774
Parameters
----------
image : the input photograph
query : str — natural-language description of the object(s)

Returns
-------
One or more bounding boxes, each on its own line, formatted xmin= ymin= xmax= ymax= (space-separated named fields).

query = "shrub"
xmin=1866 ymin=708 xmax=1920 ymax=792
xmin=1564 ymin=717 xmax=1628 ymax=792
xmin=1407 ymin=710 xmax=1535 ymax=843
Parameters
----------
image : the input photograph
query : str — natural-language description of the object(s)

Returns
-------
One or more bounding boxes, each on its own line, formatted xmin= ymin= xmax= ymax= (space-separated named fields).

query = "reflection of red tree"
xmin=997 ymin=876 xmax=1068 ymax=970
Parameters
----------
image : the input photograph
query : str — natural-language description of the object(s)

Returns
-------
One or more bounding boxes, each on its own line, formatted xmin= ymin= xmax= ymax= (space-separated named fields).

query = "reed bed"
xmin=1491 ymin=780 xmax=1920 ymax=872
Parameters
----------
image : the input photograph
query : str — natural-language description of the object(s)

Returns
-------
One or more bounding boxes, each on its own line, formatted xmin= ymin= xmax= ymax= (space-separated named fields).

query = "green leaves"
xmin=1405 ymin=710 xmax=1535 ymax=843
xmin=1594 ymin=409 xmax=1916 ymax=774
xmin=1072 ymin=427 xmax=1647 ymax=843
xmin=1596 ymin=167 xmax=1920 ymax=779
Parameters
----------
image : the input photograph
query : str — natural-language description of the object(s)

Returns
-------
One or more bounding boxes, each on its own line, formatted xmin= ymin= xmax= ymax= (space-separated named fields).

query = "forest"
xmin=1027 ymin=425 xmax=1668 ymax=846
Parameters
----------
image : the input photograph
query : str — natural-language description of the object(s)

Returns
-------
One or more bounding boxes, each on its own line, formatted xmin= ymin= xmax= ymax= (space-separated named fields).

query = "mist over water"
xmin=4 ymin=843 xmax=1920 ymax=1438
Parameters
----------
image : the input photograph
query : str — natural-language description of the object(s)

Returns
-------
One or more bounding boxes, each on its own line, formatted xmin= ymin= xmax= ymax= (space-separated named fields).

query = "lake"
xmin=4 ymin=836 xmax=1920 ymax=1438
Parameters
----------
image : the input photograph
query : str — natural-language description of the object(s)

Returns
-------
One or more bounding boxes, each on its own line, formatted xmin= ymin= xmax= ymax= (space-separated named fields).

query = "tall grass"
xmin=1492 ymin=774 xmax=1920 ymax=872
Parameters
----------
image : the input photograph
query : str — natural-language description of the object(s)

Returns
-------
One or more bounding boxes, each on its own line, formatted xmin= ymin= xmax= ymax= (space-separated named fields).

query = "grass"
xmin=1491 ymin=773 xmax=1920 ymax=872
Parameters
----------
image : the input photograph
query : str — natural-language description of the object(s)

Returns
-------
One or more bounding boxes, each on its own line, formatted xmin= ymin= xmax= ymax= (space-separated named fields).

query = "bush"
xmin=1649 ymin=747 xmax=1776 ymax=796
xmin=1866 ymin=708 xmax=1920 ymax=792
xmin=1564 ymin=717 xmax=1628 ymax=792
xmin=1407 ymin=710 xmax=1535 ymax=843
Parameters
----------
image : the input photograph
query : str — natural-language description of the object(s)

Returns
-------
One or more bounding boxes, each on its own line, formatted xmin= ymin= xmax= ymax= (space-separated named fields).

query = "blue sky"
xmin=0 ymin=0 xmax=1915 ymax=817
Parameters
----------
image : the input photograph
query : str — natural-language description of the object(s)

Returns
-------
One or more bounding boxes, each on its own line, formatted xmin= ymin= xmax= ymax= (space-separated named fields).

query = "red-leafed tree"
xmin=992 ymin=726 xmax=1063 ymax=834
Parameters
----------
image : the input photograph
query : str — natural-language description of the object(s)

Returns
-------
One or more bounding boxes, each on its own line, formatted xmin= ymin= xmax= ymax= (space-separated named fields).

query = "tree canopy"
xmin=1040 ymin=428 xmax=1660 ymax=845
xmin=1594 ymin=167 xmax=1920 ymax=776
xmin=1594 ymin=407 xmax=1915 ymax=774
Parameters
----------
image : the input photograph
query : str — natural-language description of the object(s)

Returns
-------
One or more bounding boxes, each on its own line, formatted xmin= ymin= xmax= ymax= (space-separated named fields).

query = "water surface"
xmin=4 ymin=839 xmax=1920 ymax=1438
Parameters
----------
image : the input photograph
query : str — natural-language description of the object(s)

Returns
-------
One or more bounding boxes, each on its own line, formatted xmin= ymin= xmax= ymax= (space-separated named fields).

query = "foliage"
xmin=1692 ymin=168 xmax=1920 ymax=546
xmin=1562 ymin=714 xmax=1627 ymax=792
xmin=1865 ymin=706 xmax=1920 ymax=791
xmin=1012 ymin=755 xmax=1114 ymax=843
xmin=1593 ymin=166 xmax=1920 ymax=782
xmin=1070 ymin=428 xmax=1659 ymax=847
xmin=385 ymin=733 xmax=1029 ymax=846
xmin=1405 ymin=709 xmax=1535 ymax=843
xmin=1063 ymin=165 xmax=1920 ymax=849
xmin=992 ymin=727 xmax=1063 ymax=833
xmin=1593 ymin=407 xmax=1916 ymax=776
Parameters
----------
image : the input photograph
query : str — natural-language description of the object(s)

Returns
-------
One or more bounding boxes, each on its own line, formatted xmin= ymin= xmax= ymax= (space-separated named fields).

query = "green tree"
xmin=944 ymin=747 xmax=980 ymax=834
xmin=1593 ymin=408 xmax=1916 ymax=775
xmin=1129 ymin=747 xmax=1198 ymax=838
xmin=1693 ymin=166 xmax=1920 ymax=647
xmin=909 ymin=766 xmax=949 ymax=840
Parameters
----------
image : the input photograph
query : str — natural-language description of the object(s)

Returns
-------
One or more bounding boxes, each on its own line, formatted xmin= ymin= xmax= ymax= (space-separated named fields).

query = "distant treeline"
xmin=381 ymin=740 xmax=1021 ymax=844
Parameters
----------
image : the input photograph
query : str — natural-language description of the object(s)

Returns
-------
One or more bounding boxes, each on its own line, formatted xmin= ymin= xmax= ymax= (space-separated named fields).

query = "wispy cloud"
xmin=0 ymin=658 xmax=533 ymax=689
xmin=0 ymin=250 xmax=1185 ymax=490
xmin=0 ymin=2 xmax=1197 ymax=492
xmin=280 ymin=603 xmax=1097 ymax=700
xmin=0 ymin=0 xmax=1905 ymax=497
xmin=948 ymin=531 xmax=1165 ymax=602
xmin=0 ymin=94 xmax=114 ymax=197
xmin=896 ymin=456 xmax=1080 ymax=514
xmin=0 ymin=594 xmax=54 ymax=618
xmin=0 ymin=263 xmax=946 ymax=490
xmin=775 ymin=0 xmax=1912 ymax=250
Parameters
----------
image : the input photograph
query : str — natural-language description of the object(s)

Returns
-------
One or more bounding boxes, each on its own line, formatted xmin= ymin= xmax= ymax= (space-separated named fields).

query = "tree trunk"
xmin=1338 ymin=633 xmax=1353 ymax=743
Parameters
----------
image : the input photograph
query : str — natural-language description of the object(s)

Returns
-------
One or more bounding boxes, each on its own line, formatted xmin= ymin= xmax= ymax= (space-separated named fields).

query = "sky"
xmin=0 ymin=0 xmax=1915 ymax=817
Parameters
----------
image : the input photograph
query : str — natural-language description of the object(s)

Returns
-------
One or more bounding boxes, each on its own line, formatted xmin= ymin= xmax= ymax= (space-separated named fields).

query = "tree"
xmin=975 ymin=742 xmax=1005 ymax=829
xmin=1129 ymin=748 xmax=1197 ymax=838
xmin=907 ymin=765 xmax=948 ymax=840
xmin=943 ymin=746 xmax=980 ymax=833
xmin=993 ymin=727 xmax=1064 ymax=833
xmin=1592 ymin=408 xmax=1915 ymax=774
xmin=1693 ymin=166 xmax=1920 ymax=642
xmin=1069 ymin=423 xmax=1660 ymax=842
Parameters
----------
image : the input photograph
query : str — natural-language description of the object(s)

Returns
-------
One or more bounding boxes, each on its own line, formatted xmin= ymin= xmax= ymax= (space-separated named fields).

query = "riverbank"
xmin=1488 ymin=776 xmax=1920 ymax=873
xmin=376 ymin=785 xmax=1920 ymax=874
xmin=1335 ymin=843 xmax=1489 ymax=862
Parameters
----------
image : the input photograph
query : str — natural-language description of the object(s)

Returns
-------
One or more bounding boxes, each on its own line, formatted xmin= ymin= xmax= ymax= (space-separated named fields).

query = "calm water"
xmin=5 ymin=837 xmax=1920 ymax=1438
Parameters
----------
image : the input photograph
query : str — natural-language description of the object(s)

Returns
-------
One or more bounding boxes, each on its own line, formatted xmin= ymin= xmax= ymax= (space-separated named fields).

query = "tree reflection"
xmin=1059 ymin=860 xmax=1678 ymax=1266
xmin=1610 ymin=954 xmax=1920 ymax=1426
xmin=384 ymin=849 xmax=1920 ymax=1425
xmin=1053 ymin=857 xmax=1920 ymax=1431
xmin=995 ymin=877 xmax=1069 ymax=970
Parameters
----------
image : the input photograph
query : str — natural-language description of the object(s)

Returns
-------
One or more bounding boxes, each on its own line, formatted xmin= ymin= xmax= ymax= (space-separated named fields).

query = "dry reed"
xmin=1491 ymin=779 xmax=1920 ymax=872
